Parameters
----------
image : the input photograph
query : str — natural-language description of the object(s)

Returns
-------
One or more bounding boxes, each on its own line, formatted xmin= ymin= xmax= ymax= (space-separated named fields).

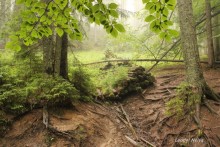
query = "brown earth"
xmin=1 ymin=64 xmax=220 ymax=147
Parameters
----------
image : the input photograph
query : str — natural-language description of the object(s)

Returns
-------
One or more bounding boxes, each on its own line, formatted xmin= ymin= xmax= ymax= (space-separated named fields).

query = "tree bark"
xmin=213 ymin=13 xmax=220 ymax=61
xmin=177 ymin=0 xmax=205 ymax=94
xmin=55 ymin=34 xmax=62 ymax=75
xmin=205 ymin=0 xmax=215 ymax=67
xmin=43 ymin=36 xmax=54 ymax=75
xmin=60 ymin=33 xmax=68 ymax=79
xmin=0 ymin=0 xmax=6 ymax=46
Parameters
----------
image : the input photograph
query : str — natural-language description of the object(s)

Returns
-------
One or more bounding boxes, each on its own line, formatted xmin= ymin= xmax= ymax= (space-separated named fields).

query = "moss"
xmin=165 ymin=82 xmax=202 ymax=118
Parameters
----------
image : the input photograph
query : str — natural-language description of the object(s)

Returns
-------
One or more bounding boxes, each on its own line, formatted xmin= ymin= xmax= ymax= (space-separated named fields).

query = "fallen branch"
xmin=81 ymin=59 xmax=208 ymax=66
xmin=79 ymin=59 xmax=208 ymax=66
xmin=211 ymin=126 xmax=220 ymax=129
xmin=140 ymin=137 xmax=156 ymax=147
xmin=125 ymin=135 xmax=141 ymax=147
xmin=120 ymin=105 xmax=139 ymax=140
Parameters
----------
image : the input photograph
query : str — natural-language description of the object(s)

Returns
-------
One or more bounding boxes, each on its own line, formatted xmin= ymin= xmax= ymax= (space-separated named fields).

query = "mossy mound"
xmin=105 ymin=66 xmax=155 ymax=101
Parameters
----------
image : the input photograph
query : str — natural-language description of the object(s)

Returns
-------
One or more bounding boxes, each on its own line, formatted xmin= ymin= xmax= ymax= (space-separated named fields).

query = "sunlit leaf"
xmin=145 ymin=15 xmax=156 ymax=22
xmin=108 ymin=3 xmax=118 ymax=9
xmin=55 ymin=28 xmax=64 ymax=37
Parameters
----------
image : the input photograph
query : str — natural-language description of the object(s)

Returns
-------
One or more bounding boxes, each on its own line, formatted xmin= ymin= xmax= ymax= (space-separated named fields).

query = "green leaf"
xmin=40 ymin=16 xmax=47 ymax=22
xmin=16 ymin=0 xmax=25 ymax=5
xmin=109 ymin=10 xmax=119 ymax=18
xmin=110 ymin=28 xmax=118 ymax=37
xmin=167 ymin=4 xmax=175 ymax=10
xmin=145 ymin=2 xmax=154 ymax=10
xmin=14 ymin=45 xmax=22 ymax=51
xmin=167 ymin=0 xmax=176 ymax=5
xmin=142 ymin=0 xmax=149 ymax=4
xmin=165 ymin=35 xmax=171 ymax=42
xmin=31 ymin=30 xmax=39 ymax=38
xmin=108 ymin=3 xmax=118 ymax=9
xmin=145 ymin=15 xmax=155 ymax=22
xmin=92 ymin=4 xmax=100 ymax=13
xmin=114 ymin=24 xmax=125 ymax=32
xmin=164 ymin=20 xmax=173 ymax=26
xmin=69 ymin=33 xmax=76 ymax=40
xmin=162 ymin=7 xmax=169 ymax=17
xmin=55 ymin=28 xmax=64 ymax=37
xmin=106 ymin=25 xmax=113 ymax=34
xmin=159 ymin=32 xmax=167 ymax=39
xmin=168 ymin=29 xmax=179 ymax=37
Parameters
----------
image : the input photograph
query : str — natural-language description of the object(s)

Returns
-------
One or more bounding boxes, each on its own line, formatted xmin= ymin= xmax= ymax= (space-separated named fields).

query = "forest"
xmin=0 ymin=0 xmax=220 ymax=146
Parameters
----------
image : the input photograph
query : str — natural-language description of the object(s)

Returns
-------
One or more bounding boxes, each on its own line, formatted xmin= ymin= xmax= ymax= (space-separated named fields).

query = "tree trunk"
xmin=54 ymin=33 xmax=68 ymax=79
xmin=55 ymin=34 xmax=62 ymax=75
xmin=0 ymin=0 xmax=6 ymax=46
xmin=177 ymin=0 xmax=220 ymax=120
xmin=213 ymin=13 xmax=220 ymax=61
xmin=43 ymin=36 xmax=54 ymax=75
xmin=205 ymin=0 xmax=215 ymax=67
xmin=60 ymin=33 xmax=68 ymax=79
xmin=177 ymin=0 xmax=205 ymax=91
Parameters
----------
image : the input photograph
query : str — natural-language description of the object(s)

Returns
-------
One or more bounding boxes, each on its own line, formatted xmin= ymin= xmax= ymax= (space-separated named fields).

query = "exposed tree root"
xmin=47 ymin=125 xmax=76 ymax=143
xmin=203 ymin=84 xmax=220 ymax=102
xmin=203 ymin=101 xmax=219 ymax=115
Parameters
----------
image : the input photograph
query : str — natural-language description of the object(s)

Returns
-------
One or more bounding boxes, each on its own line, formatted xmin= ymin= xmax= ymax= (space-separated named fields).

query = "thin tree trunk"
xmin=206 ymin=0 xmax=215 ymax=67
xmin=55 ymin=34 xmax=62 ymax=75
xmin=0 ymin=0 xmax=6 ymax=46
xmin=43 ymin=36 xmax=54 ymax=75
xmin=213 ymin=14 xmax=220 ymax=61
xmin=60 ymin=33 xmax=68 ymax=79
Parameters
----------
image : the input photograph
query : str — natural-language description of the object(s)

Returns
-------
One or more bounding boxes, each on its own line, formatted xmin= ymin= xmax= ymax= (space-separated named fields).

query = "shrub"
xmin=71 ymin=67 xmax=95 ymax=102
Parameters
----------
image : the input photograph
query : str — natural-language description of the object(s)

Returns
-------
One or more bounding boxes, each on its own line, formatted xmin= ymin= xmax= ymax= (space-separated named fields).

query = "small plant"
xmin=71 ymin=66 xmax=95 ymax=102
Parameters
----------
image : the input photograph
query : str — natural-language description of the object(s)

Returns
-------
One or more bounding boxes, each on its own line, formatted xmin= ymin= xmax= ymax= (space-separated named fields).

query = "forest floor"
xmin=1 ymin=64 xmax=220 ymax=147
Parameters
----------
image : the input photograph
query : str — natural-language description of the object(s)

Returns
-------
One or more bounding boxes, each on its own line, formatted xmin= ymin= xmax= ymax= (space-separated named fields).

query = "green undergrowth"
xmin=0 ymin=52 xmax=94 ymax=116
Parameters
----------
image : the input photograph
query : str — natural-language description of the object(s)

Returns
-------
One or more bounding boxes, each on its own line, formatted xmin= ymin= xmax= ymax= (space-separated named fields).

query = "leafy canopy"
xmin=143 ymin=0 xmax=179 ymax=41
xmin=7 ymin=0 xmax=125 ymax=51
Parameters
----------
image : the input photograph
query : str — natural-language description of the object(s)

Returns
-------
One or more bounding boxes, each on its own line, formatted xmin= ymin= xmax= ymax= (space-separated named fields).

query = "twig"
xmin=125 ymin=135 xmax=141 ymax=147
xmin=211 ymin=126 xmax=220 ymax=129
xmin=117 ymin=114 xmax=128 ymax=125
xmin=120 ymin=105 xmax=139 ymax=140
xmin=166 ymin=88 xmax=172 ymax=94
xmin=140 ymin=137 xmax=156 ymax=147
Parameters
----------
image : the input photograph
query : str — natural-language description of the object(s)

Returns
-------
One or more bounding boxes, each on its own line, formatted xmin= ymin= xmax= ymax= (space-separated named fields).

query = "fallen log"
xmin=79 ymin=59 xmax=208 ymax=66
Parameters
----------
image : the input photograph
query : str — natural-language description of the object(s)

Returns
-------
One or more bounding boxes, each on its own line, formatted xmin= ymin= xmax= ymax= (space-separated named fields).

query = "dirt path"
xmin=1 ymin=65 xmax=220 ymax=147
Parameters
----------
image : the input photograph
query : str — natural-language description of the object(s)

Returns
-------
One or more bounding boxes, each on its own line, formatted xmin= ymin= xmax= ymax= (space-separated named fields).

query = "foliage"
xmin=71 ymin=66 xmax=95 ymax=102
xmin=0 ymin=51 xmax=94 ymax=114
xmin=6 ymin=0 xmax=125 ymax=50
xmin=143 ymin=0 xmax=179 ymax=41
xmin=97 ymin=66 xmax=129 ymax=95
xmin=28 ymin=74 xmax=80 ymax=104
xmin=165 ymin=82 xmax=201 ymax=118
xmin=0 ymin=71 xmax=80 ymax=114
